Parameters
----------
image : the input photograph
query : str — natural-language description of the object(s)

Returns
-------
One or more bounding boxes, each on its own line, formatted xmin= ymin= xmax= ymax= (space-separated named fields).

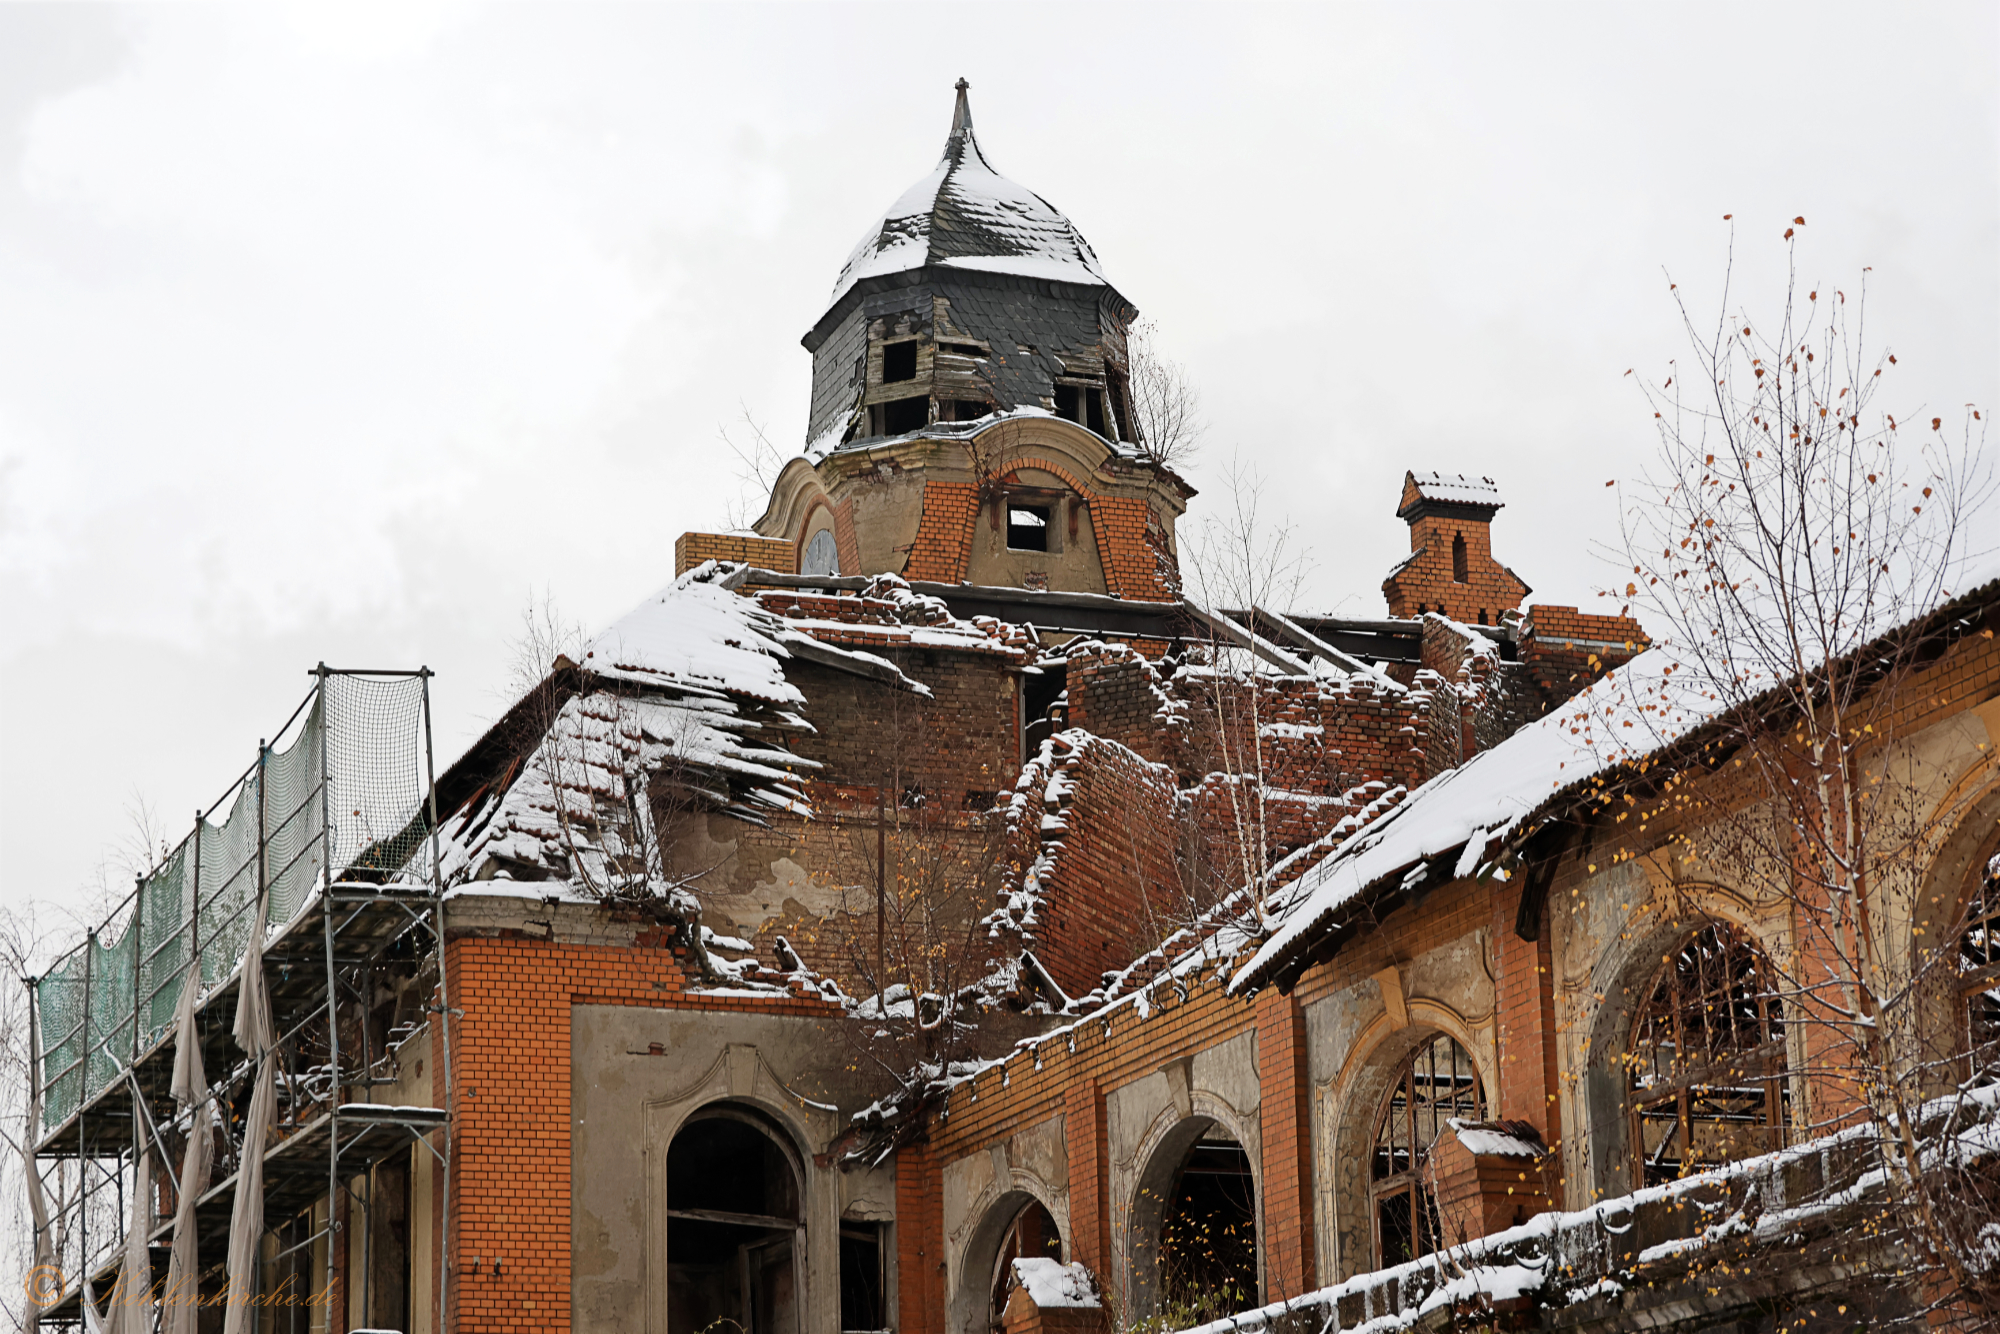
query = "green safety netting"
xmin=35 ymin=676 xmax=432 ymax=1135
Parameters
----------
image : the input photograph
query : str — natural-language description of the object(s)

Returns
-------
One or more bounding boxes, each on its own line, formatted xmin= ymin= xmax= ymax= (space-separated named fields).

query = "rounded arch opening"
xmin=1912 ymin=793 xmax=2000 ymax=1092
xmin=666 ymin=1102 xmax=806 ymax=1334
xmin=953 ymin=1188 xmax=1065 ymax=1334
xmin=1128 ymin=1117 xmax=1257 ymax=1326
xmin=1368 ymin=1032 xmax=1484 ymax=1267
xmin=1612 ymin=920 xmax=1789 ymax=1191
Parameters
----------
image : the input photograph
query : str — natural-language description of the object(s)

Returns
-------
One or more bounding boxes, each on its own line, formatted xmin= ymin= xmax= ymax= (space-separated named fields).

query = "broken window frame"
xmin=1369 ymin=1033 xmax=1484 ymax=1268
xmin=881 ymin=340 xmax=920 ymax=384
xmin=986 ymin=1199 xmax=1062 ymax=1332
xmin=1959 ymin=861 xmax=2000 ymax=1084
xmin=1625 ymin=922 xmax=1789 ymax=1189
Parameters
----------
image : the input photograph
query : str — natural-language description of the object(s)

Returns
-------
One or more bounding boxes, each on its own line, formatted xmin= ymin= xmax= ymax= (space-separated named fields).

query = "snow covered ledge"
xmin=1002 ymin=1259 xmax=1106 ymax=1334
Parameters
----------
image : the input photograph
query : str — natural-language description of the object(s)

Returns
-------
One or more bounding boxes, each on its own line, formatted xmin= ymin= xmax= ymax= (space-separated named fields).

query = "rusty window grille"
xmin=1627 ymin=922 xmax=1789 ymax=1188
xmin=1371 ymin=1033 xmax=1483 ymax=1267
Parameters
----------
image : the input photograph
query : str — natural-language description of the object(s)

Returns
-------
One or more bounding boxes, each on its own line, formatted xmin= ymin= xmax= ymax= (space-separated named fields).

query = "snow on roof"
xmin=825 ymin=83 xmax=1107 ymax=312
xmin=1408 ymin=472 xmax=1504 ymax=507
xmin=1232 ymin=639 xmax=1727 ymax=993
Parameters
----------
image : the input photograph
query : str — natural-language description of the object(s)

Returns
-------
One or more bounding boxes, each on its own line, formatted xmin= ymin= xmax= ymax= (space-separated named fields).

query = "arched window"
xmin=987 ymin=1198 xmax=1062 ymax=1331
xmin=1451 ymin=531 xmax=1469 ymax=584
xmin=1959 ymin=855 xmax=2000 ymax=1083
xmin=1371 ymin=1034 xmax=1483 ymax=1266
xmin=802 ymin=529 xmax=840 ymax=578
xmin=1626 ymin=923 xmax=1788 ymax=1188
xmin=667 ymin=1106 xmax=804 ymax=1334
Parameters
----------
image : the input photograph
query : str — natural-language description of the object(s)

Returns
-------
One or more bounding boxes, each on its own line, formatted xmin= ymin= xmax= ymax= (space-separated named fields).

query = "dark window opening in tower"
xmin=1008 ymin=506 xmax=1050 ymax=552
xmin=1159 ymin=1133 xmax=1258 ymax=1320
xmin=1107 ymin=374 xmax=1133 ymax=444
xmin=945 ymin=399 xmax=990 ymax=422
xmin=1054 ymin=384 xmax=1081 ymax=422
xmin=1477 ymin=610 xmax=1488 ymax=625
xmin=882 ymin=341 xmax=919 ymax=383
xmin=940 ymin=342 xmax=986 ymax=358
xmin=1452 ymin=531 xmax=1469 ymax=583
xmin=841 ymin=1223 xmax=886 ymax=1333
xmin=1085 ymin=388 xmax=1107 ymax=436
xmin=883 ymin=396 xmax=929 ymax=436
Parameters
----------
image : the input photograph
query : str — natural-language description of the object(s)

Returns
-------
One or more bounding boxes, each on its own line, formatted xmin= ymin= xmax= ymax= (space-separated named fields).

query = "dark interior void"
xmin=840 ymin=1223 xmax=886 ymax=1332
xmin=882 ymin=341 xmax=918 ymax=383
xmin=988 ymin=1199 xmax=1063 ymax=1330
xmin=368 ymin=1156 xmax=412 ymax=1332
xmin=668 ymin=1108 xmax=804 ymax=1334
xmin=1053 ymin=384 xmax=1107 ymax=436
xmin=882 ymin=396 xmax=929 ymax=435
xmin=943 ymin=398 xmax=990 ymax=421
xmin=1022 ymin=664 xmax=1067 ymax=763
xmin=1159 ymin=1136 xmax=1257 ymax=1317
xmin=1007 ymin=506 xmax=1049 ymax=552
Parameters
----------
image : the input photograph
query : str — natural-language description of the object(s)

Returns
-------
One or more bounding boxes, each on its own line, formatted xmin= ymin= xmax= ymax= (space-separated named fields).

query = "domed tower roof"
xmin=825 ymin=80 xmax=1109 ymax=312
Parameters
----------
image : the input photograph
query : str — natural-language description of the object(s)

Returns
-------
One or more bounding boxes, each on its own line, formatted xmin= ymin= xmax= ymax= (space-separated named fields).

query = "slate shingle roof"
xmin=826 ymin=82 xmax=1108 ymax=312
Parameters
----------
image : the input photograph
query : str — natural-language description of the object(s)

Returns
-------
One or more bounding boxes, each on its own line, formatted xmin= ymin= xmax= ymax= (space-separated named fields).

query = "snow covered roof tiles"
xmin=825 ymin=82 xmax=1109 ymax=312
xmin=1399 ymin=471 xmax=1505 ymax=519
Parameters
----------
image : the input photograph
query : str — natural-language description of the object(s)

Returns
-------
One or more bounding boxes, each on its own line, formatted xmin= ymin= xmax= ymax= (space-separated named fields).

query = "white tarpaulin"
xmin=162 ymin=970 xmax=211 ymax=1334
xmin=110 ymin=1136 xmax=154 ymax=1334
xmin=222 ymin=891 xmax=276 ymax=1334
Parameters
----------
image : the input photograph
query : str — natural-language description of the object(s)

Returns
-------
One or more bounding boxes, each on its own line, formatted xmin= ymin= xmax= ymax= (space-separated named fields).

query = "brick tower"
xmin=1380 ymin=471 xmax=1530 ymax=625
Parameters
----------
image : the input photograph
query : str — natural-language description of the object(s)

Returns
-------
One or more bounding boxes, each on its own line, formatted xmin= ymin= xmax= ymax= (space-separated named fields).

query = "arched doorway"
xmin=1624 ymin=922 xmax=1788 ymax=1188
xmin=985 ymin=1197 xmax=1062 ymax=1331
xmin=666 ymin=1104 xmax=805 ymax=1334
xmin=1130 ymin=1119 xmax=1257 ymax=1326
xmin=1369 ymin=1033 xmax=1484 ymax=1267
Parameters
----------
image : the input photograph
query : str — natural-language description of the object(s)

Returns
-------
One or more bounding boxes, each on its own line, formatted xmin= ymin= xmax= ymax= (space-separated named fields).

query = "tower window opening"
xmin=1008 ymin=506 xmax=1050 ymax=552
xmin=1085 ymin=388 xmax=1107 ymax=435
xmin=945 ymin=399 xmax=990 ymax=422
xmin=1452 ymin=531 xmax=1469 ymax=583
xmin=939 ymin=342 xmax=986 ymax=358
xmin=883 ymin=396 xmax=929 ymax=436
xmin=882 ymin=341 xmax=919 ymax=383
xmin=1054 ymin=384 xmax=1081 ymax=422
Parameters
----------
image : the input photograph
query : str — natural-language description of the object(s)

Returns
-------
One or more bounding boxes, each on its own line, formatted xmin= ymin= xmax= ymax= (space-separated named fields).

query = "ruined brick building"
xmin=30 ymin=84 xmax=2000 ymax=1334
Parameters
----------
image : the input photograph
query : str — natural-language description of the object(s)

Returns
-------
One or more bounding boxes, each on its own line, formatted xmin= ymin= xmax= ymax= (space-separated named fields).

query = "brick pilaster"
xmin=1253 ymin=989 xmax=1315 ymax=1300
xmin=1063 ymin=1079 xmax=1109 ymax=1277
xmin=896 ymin=1144 xmax=947 ymax=1334
xmin=1491 ymin=881 xmax=1563 ymax=1207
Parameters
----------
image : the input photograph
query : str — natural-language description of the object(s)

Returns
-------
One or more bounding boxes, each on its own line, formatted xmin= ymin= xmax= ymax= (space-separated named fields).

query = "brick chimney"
xmin=1381 ymin=471 xmax=1530 ymax=625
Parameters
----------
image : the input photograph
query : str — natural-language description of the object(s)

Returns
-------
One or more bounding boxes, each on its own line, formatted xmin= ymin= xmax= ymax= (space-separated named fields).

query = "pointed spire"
xmin=944 ymin=78 xmax=974 ymax=164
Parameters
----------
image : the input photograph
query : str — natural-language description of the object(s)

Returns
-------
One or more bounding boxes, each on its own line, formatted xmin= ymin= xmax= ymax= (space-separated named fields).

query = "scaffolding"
xmin=26 ymin=667 xmax=455 ymax=1331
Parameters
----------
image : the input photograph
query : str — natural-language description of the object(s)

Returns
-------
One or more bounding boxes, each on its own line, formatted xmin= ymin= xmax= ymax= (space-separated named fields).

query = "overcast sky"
xmin=1 ymin=2 xmax=1994 ymax=923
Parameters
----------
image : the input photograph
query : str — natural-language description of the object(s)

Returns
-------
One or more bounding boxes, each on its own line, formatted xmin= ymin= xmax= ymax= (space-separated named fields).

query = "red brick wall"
xmin=1490 ymin=880 xmax=1563 ymax=1206
xmin=1518 ymin=605 xmax=1649 ymax=708
xmin=897 ymin=1145 xmax=949 ymax=1334
xmin=1253 ymin=990 xmax=1315 ymax=1299
xmin=441 ymin=932 xmax=833 ymax=1332
xmin=1064 ymin=1079 xmax=1111 ymax=1274
xmin=673 ymin=531 xmax=798 ymax=576
xmin=905 ymin=481 xmax=981 ymax=583
xmin=1381 ymin=515 xmax=1527 ymax=623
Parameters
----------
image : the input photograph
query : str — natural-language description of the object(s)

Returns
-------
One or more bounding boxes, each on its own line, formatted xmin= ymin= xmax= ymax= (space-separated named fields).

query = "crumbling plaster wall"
xmin=1300 ymin=909 xmax=1498 ymax=1282
xmin=941 ymin=1113 xmax=1071 ymax=1334
xmin=571 ymin=1004 xmax=887 ymax=1334
xmin=1102 ymin=1030 xmax=1262 ymax=1314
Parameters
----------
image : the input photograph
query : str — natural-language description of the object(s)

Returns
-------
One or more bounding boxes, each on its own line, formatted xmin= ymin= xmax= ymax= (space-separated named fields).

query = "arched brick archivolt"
xmin=1321 ymin=1004 xmax=1494 ymax=1282
xmin=1909 ymin=770 xmax=2000 ymax=1092
xmin=1120 ymin=1093 xmax=1261 ymax=1321
xmin=1575 ymin=893 xmax=1792 ymax=1200
xmin=950 ymin=1181 xmax=1070 ymax=1334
